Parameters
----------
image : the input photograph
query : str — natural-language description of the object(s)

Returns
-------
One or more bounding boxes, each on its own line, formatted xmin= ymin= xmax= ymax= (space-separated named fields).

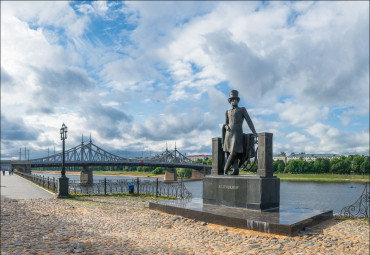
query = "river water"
xmin=38 ymin=173 xmax=367 ymax=214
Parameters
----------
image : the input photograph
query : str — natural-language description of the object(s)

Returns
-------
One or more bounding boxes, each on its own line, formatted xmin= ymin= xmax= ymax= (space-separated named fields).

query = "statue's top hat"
xmin=228 ymin=90 xmax=240 ymax=102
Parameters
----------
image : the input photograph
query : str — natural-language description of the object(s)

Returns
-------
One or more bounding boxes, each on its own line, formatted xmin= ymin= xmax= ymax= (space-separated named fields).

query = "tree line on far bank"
xmin=271 ymin=155 xmax=369 ymax=174
xmin=33 ymin=155 xmax=368 ymax=176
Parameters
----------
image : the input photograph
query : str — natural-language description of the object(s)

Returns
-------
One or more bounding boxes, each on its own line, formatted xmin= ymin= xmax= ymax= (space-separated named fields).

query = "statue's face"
xmin=230 ymin=98 xmax=239 ymax=106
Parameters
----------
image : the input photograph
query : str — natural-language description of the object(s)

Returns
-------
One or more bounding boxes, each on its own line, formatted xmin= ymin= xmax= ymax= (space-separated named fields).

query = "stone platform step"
xmin=149 ymin=198 xmax=332 ymax=236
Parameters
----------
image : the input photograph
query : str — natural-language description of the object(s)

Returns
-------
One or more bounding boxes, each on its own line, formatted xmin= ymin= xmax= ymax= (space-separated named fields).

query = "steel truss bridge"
xmin=26 ymin=139 xmax=206 ymax=170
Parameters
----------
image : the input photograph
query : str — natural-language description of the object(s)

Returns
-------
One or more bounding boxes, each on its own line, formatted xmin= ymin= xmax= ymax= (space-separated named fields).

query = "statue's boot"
xmin=231 ymin=160 xmax=239 ymax=175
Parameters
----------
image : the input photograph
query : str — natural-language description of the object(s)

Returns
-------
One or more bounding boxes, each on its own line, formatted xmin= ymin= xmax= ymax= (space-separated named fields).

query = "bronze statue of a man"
xmin=222 ymin=90 xmax=257 ymax=175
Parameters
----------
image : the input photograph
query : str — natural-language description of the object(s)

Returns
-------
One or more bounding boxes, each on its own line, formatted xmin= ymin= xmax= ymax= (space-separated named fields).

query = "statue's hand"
xmin=225 ymin=125 xmax=231 ymax=131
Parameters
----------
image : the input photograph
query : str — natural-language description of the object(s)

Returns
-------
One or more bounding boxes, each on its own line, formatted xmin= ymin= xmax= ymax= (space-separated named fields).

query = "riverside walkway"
xmin=0 ymin=172 xmax=54 ymax=200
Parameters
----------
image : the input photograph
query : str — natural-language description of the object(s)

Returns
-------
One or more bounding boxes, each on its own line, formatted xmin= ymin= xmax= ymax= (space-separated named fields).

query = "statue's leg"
xmin=231 ymin=159 xmax=239 ymax=175
xmin=224 ymin=152 xmax=236 ymax=175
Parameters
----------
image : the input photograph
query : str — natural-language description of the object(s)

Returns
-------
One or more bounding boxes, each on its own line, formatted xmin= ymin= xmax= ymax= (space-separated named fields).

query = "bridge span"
xmin=5 ymin=139 xmax=211 ymax=181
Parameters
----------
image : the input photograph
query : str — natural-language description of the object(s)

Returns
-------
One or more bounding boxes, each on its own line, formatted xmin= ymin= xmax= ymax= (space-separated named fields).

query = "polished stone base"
xmin=149 ymin=198 xmax=333 ymax=236
xmin=203 ymin=175 xmax=280 ymax=210
xmin=57 ymin=176 xmax=70 ymax=198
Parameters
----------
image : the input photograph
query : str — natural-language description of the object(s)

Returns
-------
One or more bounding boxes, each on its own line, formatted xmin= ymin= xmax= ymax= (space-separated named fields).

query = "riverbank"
xmin=275 ymin=173 xmax=369 ymax=183
xmin=1 ymin=196 xmax=368 ymax=254
xmin=33 ymin=171 xmax=369 ymax=183
xmin=32 ymin=170 xmax=165 ymax=179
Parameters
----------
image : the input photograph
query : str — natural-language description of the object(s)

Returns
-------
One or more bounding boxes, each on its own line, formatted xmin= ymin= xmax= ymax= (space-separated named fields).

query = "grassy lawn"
xmin=274 ymin=173 xmax=369 ymax=183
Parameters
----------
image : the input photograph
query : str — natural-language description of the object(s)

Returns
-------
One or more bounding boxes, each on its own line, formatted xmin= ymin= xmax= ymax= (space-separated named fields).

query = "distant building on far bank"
xmin=286 ymin=153 xmax=340 ymax=163
xmin=272 ymin=155 xmax=287 ymax=164
xmin=187 ymin=155 xmax=212 ymax=161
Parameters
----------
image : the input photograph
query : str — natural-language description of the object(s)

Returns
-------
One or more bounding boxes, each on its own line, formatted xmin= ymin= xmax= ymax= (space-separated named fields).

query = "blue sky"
xmin=1 ymin=1 xmax=369 ymax=159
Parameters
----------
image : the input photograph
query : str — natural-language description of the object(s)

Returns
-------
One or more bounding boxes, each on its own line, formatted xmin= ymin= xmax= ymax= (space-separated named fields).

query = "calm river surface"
xmin=39 ymin=173 xmax=366 ymax=214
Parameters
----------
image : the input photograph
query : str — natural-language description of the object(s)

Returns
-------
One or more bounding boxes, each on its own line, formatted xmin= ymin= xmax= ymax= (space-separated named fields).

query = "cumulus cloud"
xmin=286 ymin=132 xmax=310 ymax=144
xmin=1 ymin=1 xmax=368 ymax=158
xmin=306 ymin=122 xmax=369 ymax=154
xmin=276 ymin=101 xmax=329 ymax=127
xmin=131 ymin=108 xmax=218 ymax=141
xmin=1 ymin=115 xmax=39 ymax=141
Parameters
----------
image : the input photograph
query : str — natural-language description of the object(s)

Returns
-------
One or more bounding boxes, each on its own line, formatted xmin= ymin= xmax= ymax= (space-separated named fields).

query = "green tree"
xmin=205 ymin=158 xmax=212 ymax=165
xmin=177 ymin=168 xmax=192 ymax=178
xmin=195 ymin=158 xmax=204 ymax=164
xmin=359 ymin=156 xmax=370 ymax=175
xmin=285 ymin=160 xmax=301 ymax=173
xmin=273 ymin=160 xmax=285 ymax=173
xmin=353 ymin=155 xmax=365 ymax=174
xmin=152 ymin=167 xmax=164 ymax=175
xmin=142 ymin=166 xmax=152 ymax=172
xmin=313 ymin=158 xmax=330 ymax=173
xmin=308 ymin=161 xmax=315 ymax=173
xmin=330 ymin=156 xmax=351 ymax=174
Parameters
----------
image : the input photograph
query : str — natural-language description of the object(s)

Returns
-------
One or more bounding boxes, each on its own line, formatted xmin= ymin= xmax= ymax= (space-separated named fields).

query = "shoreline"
xmin=31 ymin=171 xmax=369 ymax=183
xmin=32 ymin=170 xmax=165 ymax=179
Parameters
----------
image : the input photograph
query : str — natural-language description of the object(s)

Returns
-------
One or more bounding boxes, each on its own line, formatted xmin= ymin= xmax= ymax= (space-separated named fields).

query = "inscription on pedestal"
xmin=218 ymin=185 xmax=239 ymax=190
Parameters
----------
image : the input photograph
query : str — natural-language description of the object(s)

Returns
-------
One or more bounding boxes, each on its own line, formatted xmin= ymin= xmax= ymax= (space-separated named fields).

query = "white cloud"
xmin=286 ymin=132 xmax=309 ymax=143
xmin=306 ymin=122 xmax=369 ymax=154
xmin=1 ymin=1 xmax=369 ymax=158
xmin=276 ymin=101 xmax=329 ymax=127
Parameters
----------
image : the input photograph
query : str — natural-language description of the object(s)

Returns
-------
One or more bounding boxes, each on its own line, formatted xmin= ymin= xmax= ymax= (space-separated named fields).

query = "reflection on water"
xmin=38 ymin=173 xmax=366 ymax=214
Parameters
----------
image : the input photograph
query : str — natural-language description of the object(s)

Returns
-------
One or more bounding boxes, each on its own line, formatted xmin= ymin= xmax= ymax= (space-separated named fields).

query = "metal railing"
xmin=340 ymin=183 xmax=369 ymax=219
xmin=15 ymin=171 xmax=58 ymax=193
xmin=69 ymin=177 xmax=192 ymax=199
xmin=15 ymin=172 xmax=192 ymax=199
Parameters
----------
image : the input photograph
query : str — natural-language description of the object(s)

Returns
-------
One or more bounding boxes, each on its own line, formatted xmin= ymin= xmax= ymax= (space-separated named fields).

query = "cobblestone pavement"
xmin=1 ymin=196 xmax=369 ymax=254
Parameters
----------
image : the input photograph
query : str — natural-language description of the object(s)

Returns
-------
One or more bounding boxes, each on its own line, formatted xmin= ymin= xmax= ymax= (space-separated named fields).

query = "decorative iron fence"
xmin=69 ymin=177 xmax=192 ymax=199
xmin=15 ymin=171 xmax=58 ymax=193
xmin=340 ymin=183 xmax=369 ymax=219
xmin=15 ymin=171 xmax=192 ymax=199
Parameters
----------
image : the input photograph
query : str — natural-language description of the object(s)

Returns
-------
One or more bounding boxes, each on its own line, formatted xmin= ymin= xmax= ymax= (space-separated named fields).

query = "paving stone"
xmin=1 ymin=196 xmax=369 ymax=254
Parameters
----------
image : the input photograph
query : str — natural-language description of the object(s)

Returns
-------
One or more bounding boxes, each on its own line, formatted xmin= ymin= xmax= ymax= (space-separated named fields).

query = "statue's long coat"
xmin=223 ymin=107 xmax=256 ymax=154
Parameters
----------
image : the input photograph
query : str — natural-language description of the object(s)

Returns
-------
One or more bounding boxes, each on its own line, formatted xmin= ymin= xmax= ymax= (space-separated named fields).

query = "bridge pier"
xmin=164 ymin=168 xmax=177 ymax=182
xmin=80 ymin=166 xmax=93 ymax=185
xmin=191 ymin=168 xmax=205 ymax=180
xmin=11 ymin=163 xmax=32 ymax=174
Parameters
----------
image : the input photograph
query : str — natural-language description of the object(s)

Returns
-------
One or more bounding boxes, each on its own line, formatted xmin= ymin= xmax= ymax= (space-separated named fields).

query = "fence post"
xmin=53 ymin=177 xmax=55 ymax=192
xmin=156 ymin=178 xmax=159 ymax=197
xmin=181 ymin=177 xmax=183 ymax=198
xmin=136 ymin=177 xmax=139 ymax=195
xmin=104 ymin=178 xmax=107 ymax=195
xmin=48 ymin=177 xmax=50 ymax=189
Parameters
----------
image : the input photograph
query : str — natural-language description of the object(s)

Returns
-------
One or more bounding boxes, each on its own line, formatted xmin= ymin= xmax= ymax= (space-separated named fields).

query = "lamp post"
xmin=57 ymin=123 xmax=69 ymax=197
xmin=60 ymin=123 xmax=68 ymax=177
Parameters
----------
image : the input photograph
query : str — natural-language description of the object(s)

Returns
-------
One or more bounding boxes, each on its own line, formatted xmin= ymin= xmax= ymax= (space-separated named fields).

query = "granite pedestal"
xmin=203 ymin=175 xmax=280 ymax=210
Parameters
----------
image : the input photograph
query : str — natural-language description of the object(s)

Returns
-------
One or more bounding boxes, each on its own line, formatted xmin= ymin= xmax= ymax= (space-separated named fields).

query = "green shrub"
xmin=152 ymin=167 xmax=164 ymax=175
xmin=177 ymin=168 xmax=192 ymax=178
